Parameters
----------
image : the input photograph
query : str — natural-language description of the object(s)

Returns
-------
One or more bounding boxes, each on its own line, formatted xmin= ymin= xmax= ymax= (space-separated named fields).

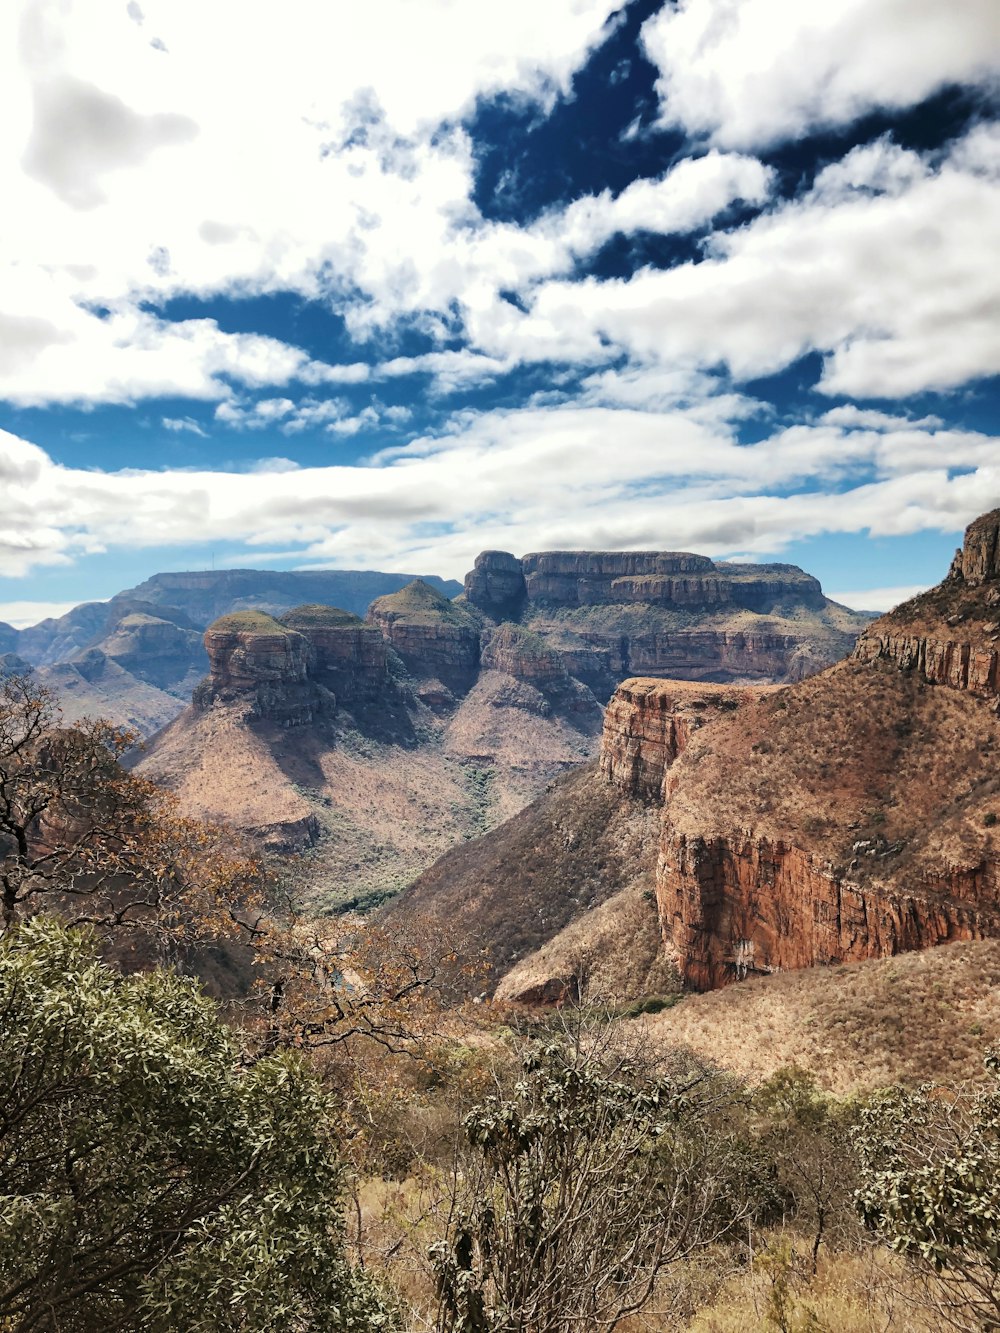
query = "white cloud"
xmin=162 ymin=415 xmax=207 ymax=435
xmin=641 ymin=0 xmax=1000 ymax=149
xmin=0 ymin=600 xmax=89 ymax=630
xmin=0 ymin=407 xmax=996 ymax=580
xmin=512 ymin=128 xmax=1000 ymax=397
xmin=827 ymin=584 xmax=930 ymax=612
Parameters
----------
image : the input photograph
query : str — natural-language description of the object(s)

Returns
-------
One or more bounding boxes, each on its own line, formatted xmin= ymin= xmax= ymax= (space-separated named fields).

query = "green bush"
xmin=0 ymin=917 xmax=397 ymax=1332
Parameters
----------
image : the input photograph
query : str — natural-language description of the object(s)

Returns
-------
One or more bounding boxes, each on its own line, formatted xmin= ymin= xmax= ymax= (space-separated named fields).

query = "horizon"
xmin=1 ymin=0 xmax=998 ymax=623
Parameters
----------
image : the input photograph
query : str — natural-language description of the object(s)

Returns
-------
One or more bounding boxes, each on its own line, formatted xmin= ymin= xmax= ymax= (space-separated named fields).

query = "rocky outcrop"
xmin=98 ymin=613 xmax=207 ymax=692
xmin=481 ymin=624 xmax=569 ymax=688
xmin=658 ymin=832 xmax=1000 ymax=991
xmin=852 ymin=634 xmax=1000 ymax=696
xmin=195 ymin=611 xmax=328 ymax=725
xmin=959 ymin=509 xmax=1000 ymax=585
xmin=463 ymin=549 xmax=868 ymax=699
xmin=600 ymin=679 xmax=765 ymax=801
xmin=466 ymin=550 xmax=825 ymax=614
xmin=367 ymin=580 xmax=481 ymax=694
xmin=279 ymin=605 xmax=390 ymax=705
xmin=852 ymin=510 xmax=1000 ymax=698
xmin=464 ymin=551 xmax=527 ymax=620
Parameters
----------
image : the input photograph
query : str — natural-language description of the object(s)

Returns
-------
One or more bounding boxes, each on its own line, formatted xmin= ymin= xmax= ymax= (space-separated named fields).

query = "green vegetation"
xmin=486 ymin=622 xmax=553 ymax=659
xmin=371 ymin=579 xmax=478 ymax=627
xmin=0 ymin=917 xmax=396 ymax=1331
xmin=281 ymin=603 xmax=365 ymax=628
xmin=206 ymin=609 xmax=291 ymax=634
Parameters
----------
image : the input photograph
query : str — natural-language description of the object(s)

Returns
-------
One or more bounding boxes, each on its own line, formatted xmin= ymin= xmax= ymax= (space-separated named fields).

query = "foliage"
xmin=429 ymin=1022 xmax=772 ymax=1333
xmin=754 ymin=1067 xmax=860 ymax=1274
xmin=854 ymin=1051 xmax=1000 ymax=1331
xmin=0 ymin=916 xmax=397 ymax=1332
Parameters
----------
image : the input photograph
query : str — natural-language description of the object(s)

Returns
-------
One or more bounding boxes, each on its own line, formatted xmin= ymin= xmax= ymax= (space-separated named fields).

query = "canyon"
xmin=389 ymin=509 xmax=1000 ymax=998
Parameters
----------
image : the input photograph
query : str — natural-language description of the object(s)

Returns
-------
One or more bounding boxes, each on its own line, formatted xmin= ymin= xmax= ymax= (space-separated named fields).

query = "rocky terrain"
xmin=463 ymin=548 xmax=869 ymax=698
xmin=0 ymin=568 xmax=461 ymax=738
xmin=389 ymin=509 xmax=1000 ymax=998
xmin=137 ymin=598 xmax=602 ymax=911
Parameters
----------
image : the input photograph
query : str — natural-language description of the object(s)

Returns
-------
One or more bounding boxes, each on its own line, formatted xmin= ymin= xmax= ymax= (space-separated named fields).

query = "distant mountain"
xmin=6 ymin=568 xmax=463 ymax=738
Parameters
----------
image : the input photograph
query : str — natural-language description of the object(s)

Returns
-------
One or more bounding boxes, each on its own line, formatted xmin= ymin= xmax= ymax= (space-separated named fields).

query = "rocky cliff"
xmin=600 ymin=678 xmax=767 ymax=801
xmin=279 ymin=605 xmax=390 ymax=705
xmin=194 ymin=611 xmax=329 ymax=726
xmin=366 ymin=579 xmax=481 ymax=702
xmin=463 ymin=549 xmax=868 ymax=699
xmin=387 ymin=508 xmax=1000 ymax=1001
xmin=639 ymin=509 xmax=1000 ymax=988
xmin=851 ymin=508 xmax=1000 ymax=697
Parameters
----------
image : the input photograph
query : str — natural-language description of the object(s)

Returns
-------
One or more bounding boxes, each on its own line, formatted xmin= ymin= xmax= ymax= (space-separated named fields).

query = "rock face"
xmin=195 ymin=611 xmax=327 ymax=725
xmin=279 ymin=605 xmax=390 ymax=705
xmin=464 ymin=549 xmax=868 ymax=699
xmin=367 ymin=579 xmax=481 ymax=696
xmin=600 ymin=678 xmax=766 ymax=801
xmin=852 ymin=510 xmax=1000 ymax=698
xmin=467 ymin=550 xmax=825 ymax=613
xmin=600 ymin=509 xmax=1000 ymax=990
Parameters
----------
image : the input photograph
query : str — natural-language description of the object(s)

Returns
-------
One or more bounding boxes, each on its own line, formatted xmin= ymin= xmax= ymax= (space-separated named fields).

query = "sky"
xmin=1 ymin=0 xmax=999 ymax=628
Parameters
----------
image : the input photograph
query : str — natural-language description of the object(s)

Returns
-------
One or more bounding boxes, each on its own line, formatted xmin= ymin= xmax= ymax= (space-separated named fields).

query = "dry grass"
xmin=647 ymin=938 xmax=1000 ymax=1095
xmin=664 ymin=657 xmax=1000 ymax=879
xmin=387 ymin=764 xmax=662 ymax=988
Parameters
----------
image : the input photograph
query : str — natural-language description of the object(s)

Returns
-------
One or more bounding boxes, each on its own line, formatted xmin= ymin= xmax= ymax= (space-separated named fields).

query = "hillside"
xmin=388 ymin=509 xmax=1000 ymax=1000
xmin=138 ymin=607 xmax=601 ymax=912
xmin=646 ymin=938 xmax=1000 ymax=1095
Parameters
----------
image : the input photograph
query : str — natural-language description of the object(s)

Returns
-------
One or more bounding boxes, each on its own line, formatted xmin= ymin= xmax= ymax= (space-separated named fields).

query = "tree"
xmin=429 ymin=1022 xmax=769 ymax=1333
xmin=0 ymin=915 xmax=398 ymax=1332
xmin=0 ymin=671 xmax=265 ymax=952
xmin=754 ymin=1066 xmax=859 ymax=1275
xmin=854 ymin=1052 xmax=1000 ymax=1332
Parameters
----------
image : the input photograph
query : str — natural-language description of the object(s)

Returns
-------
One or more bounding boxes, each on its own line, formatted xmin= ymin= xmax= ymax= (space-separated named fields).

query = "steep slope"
xmin=138 ymin=605 xmax=603 ymax=912
xmin=645 ymin=938 xmax=1000 ymax=1095
xmin=387 ymin=680 xmax=764 ymax=999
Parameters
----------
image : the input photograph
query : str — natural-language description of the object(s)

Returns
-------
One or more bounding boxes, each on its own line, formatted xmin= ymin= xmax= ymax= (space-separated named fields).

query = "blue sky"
xmin=0 ymin=0 xmax=998 ymax=626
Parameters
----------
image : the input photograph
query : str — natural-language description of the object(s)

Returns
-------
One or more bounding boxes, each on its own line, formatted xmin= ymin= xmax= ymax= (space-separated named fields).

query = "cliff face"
xmin=851 ymin=509 xmax=1000 ymax=698
xmin=597 ymin=509 xmax=1000 ymax=990
xmin=279 ymin=605 xmax=390 ymax=705
xmin=196 ymin=612 xmax=328 ymax=725
xmin=600 ymin=678 xmax=766 ymax=801
xmin=367 ymin=579 xmax=481 ymax=698
xmin=467 ymin=549 xmax=825 ymax=614
xmin=464 ymin=549 xmax=867 ymax=699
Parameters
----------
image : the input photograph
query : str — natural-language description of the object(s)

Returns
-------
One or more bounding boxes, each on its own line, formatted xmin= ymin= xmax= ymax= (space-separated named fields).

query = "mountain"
xmin=463 ymin=549 xmax=869 ymax=697
xmin=133 ymin=545 xmax=870 ymax=913
xmin=386 ymin=510 xmax=1000 ymax=998
xmin=7 ymin=568 xmax=462 ymax=738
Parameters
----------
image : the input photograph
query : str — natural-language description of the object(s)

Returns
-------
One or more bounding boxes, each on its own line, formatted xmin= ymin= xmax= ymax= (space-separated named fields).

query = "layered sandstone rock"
xmin=463 ymin=550 xmax=527 ymax=620
xmin=464 ymin=549 xmax=867 ymax=699
xmin=195 ymin=611 xmax=328 ymax=725
xmin=367 ymin=579 xmax=481 ymax=693
xmin=852 ymin=510 xmax=1000 ymax=698
xmin=279 ymin=605 xmax=390 ymax=704
xmin=658 ymin=829 xmax=1000 ymax=990
xmin=600 ymin=678 xmax=766 ymax=801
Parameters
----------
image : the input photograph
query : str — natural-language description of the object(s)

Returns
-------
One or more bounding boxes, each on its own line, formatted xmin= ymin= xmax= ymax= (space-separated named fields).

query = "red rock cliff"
xmin=600 ymin=678 xmax=767 ymax=801
xmin=597 ymin=510 xmax=1000 ymax=990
